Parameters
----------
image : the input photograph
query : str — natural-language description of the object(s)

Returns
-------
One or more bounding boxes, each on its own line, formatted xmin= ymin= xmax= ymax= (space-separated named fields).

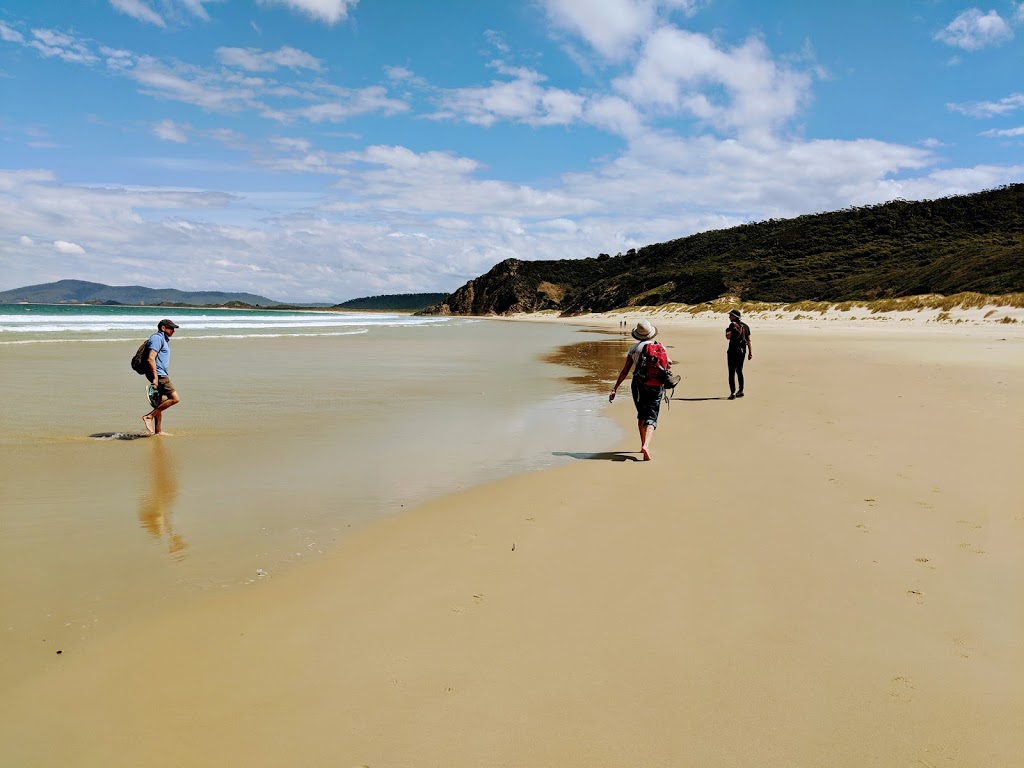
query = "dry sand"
xmin=2 ymin=312 xmax=1022 ymax=767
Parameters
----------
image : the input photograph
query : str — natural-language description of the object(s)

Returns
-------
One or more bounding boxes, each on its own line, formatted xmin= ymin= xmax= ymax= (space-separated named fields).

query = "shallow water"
xmin=0 ymin=316 xmax=628 ymax=688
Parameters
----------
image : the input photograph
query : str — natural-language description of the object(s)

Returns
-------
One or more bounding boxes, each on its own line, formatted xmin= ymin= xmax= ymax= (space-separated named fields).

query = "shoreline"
xmin=2 ymin=318 xmax=1022 ymax=766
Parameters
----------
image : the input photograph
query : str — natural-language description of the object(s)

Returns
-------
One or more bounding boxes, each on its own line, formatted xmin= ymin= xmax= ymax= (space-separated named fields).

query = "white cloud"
xmin=290 ymin=87 xmax=408 ymax=123
xmin=19 ymin=235 xmax=34 ymax=246
xmin=216 ymin=46 xmax=323 ymax=72
xmin=934 ymin=9 xmax=1013 ymax=50
xmin=54 ymin=240 xmax=86 ymax=254
xmin=0 ymin=20 xmax=26 ymax=43
xmin=29 ymin=29 xmax=98 ymax=64
xmin=109 ymin=0 xmax=166 ymax=27
xmin=435 ymin=66 xmax=585 ymax=127
xmin=153 ymin=119 xmax=191 ymax=142
xmin=544 ymin=0 xmax=655 ymax=60
xmin=948 ymin=92 xmax=1024 ymax=118
xmin=108 ymin=0 xmax=214 ymax=26
xmin=583 ymin=96 xmax=646 ymax=138
xmin=258 ymin=0 xmax=358 ymax=25
xmin=981 ymin=126 xmax=1024 ymax=137
xmin=614 ymin=28 xmax=812 ymax=140
xmin=542 ymin=0 xmax=702 ymax=60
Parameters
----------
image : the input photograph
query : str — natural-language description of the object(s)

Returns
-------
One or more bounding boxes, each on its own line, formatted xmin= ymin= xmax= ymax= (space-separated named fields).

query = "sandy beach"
xmin=2 ymin=310 xmax=1023 ymax=767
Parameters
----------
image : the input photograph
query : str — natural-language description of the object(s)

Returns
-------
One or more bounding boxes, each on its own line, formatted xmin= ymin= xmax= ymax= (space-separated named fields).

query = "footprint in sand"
xmin=451 ymin=593 xmax=485 ymax=614
xmin=952 ymin=636 xmax=971 ymax=659
xmin=889 ymin=675 xmax=916 ymax=700
xmin=959 ymin=542 xmax=988 ymax=555
xmin=956 ymin=519 xmax=982 ymax=530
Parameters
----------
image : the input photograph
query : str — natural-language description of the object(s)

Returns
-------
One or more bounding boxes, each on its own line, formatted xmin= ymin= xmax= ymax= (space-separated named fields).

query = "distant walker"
xmin=142 ymin=319 xmax=181 ymax=435
xmin=725 ymin=309 xmax=753 ymax=399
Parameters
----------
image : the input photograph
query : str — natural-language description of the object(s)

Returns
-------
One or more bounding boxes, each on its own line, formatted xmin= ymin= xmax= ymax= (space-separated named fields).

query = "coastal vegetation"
xmin=333 ymin=293 xmax=449 ymax=311
xmin=424 ymin=185 xmax=1024 ymax=316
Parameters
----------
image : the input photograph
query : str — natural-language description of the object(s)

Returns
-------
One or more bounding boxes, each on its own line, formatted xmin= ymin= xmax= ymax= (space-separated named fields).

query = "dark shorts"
xmin=631 ymin=379 xmax=663 ymax=427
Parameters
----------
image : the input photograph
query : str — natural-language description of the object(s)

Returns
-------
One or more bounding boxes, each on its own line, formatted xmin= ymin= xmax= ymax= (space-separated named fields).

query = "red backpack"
xmin=634 ymin=341 xmax=671 ymax=387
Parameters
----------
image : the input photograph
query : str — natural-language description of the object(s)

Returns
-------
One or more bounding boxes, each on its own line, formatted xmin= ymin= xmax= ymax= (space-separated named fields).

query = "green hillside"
xmin=334 ymin=293 xmax=450 ymax=311
xmin=426 ymin=185 xmax=1024 ymax=315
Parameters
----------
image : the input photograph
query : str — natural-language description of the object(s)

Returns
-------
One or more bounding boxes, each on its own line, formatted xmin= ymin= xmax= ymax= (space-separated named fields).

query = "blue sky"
xmin=1 ymin=0 xmax=1022 ymax=302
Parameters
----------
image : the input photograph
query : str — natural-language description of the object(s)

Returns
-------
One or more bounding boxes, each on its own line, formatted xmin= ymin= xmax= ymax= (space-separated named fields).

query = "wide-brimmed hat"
xmin=631 ymin=320 xmax=658 ymax=341
xmin=728 ymin=309 xmax=741 ymax=318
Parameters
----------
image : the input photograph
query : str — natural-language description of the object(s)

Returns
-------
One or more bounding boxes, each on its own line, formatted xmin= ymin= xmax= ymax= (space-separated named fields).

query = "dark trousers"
xmin=727 ymin=349 xmax=746 ymax=394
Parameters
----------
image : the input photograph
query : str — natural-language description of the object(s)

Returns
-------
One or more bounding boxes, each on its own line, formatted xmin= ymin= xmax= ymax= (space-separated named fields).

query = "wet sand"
xmin=0 ymin=320 xmax=617 ymax=691
xmin=1 ymin=318 xmax=1022 ymax=766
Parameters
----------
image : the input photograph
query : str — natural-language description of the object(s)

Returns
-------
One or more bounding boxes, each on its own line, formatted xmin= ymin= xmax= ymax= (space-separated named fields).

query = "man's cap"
xmin=728 ymin=309 xmax=741 ymax=318
xmin=158 ymin=319 xmax=180 ymax=329
xmin=631 ymin=319 xmax=658 ymax=341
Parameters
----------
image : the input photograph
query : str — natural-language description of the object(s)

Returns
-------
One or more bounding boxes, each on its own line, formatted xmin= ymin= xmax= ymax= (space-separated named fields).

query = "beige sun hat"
xmin=631 ymin=320 xmax=658 ymax=341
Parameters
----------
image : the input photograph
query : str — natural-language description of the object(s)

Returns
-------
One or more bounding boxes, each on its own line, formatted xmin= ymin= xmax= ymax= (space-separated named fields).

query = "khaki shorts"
xmin=154 ymin=376 xmax=176 ymax=398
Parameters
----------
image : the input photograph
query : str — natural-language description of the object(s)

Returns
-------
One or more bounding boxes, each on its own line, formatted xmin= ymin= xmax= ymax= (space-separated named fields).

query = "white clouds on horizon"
xmin=934 ymin=8 xmax=1014 ymax=50
xmin=4 ymin=126 xmax=1020 ymax=300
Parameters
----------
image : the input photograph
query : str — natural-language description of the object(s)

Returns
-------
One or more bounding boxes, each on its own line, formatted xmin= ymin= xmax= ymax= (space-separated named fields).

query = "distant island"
xmin=423 ymin=184 xmax=1024 ymax=316
xmin=0 ymin=280 xmax=449 ymax=312
xmin=0 ymin=280 xmax=283 ymax=307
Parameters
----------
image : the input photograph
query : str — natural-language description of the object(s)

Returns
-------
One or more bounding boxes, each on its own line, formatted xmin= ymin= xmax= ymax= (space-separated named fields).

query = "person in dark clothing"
xmin=725 ymin=309 xmax=753 ymax=399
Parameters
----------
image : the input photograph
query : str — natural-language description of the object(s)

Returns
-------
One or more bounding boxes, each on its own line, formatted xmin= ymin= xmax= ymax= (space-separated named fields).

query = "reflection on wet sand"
xmin=137 ymin=437 xmax=186 ymax=558
xmin=542 ymin=335 xmax=635 ymax=393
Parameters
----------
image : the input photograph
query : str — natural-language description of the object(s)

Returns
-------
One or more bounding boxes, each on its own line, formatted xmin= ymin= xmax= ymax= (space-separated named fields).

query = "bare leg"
xmin=143 ymin=390 xmax=179 ymax=435
xmin=639 ymin=422 xmax=654 ymax=461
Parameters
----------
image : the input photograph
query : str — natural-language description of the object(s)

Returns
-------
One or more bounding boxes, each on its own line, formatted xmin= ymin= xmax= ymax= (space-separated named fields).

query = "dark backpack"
xmin=130 ymin=337 xmax=160 ymax=376
xmin=634 ymin=341 xmax=673 ymax=387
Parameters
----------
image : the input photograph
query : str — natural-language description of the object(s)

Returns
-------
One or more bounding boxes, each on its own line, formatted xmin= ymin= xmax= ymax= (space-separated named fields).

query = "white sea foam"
xmin=0 ymin=306 xmax=449 ymax=342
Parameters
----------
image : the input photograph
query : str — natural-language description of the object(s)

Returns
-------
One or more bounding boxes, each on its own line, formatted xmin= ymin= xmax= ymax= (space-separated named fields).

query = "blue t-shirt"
xmin=146 ymin=332 xmax=170 ymax=377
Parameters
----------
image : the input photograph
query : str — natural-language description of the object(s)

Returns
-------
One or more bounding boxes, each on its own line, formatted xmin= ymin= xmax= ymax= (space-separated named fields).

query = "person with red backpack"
xmin=609 ymin=320 xmax=674 ymax=461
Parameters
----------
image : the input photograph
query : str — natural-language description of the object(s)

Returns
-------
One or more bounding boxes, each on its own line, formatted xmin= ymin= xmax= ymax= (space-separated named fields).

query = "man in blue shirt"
xmin=143 ymin=319 xmax=180 ymax=435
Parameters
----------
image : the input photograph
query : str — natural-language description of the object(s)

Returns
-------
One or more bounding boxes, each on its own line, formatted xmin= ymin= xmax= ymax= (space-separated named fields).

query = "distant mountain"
xmin=423 ymin=185 xmax=1024 ymax=316
xmin=334 ymin=293 xmax=450 ymax=311
xmin=0 ymin=280 xmax=282 ymax=307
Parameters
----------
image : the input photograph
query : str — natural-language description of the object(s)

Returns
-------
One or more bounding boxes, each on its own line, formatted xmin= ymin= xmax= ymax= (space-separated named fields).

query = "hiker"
xmin=142 ymin=319 xmax=180 ymax=435
xmin=609 ymin=320 xmax=672 ymax=461
xmin=725 ymin=309 xmax=753 ymax=399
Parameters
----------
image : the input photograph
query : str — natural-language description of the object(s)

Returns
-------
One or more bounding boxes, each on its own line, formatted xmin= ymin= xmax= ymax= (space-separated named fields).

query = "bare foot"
xmin=641 ymin=447 xmax=652 ymax=461
xmin=142 ymin=414 xmax=155 ymax=434
xmin=155 ymin=431 xmax=172 ymax=436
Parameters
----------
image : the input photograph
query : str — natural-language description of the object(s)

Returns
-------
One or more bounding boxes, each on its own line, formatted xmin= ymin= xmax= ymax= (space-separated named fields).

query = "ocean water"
xmin=0 ymin=304 xmax=626 ymax=687
xmin=0 ymin=302 xmax=446 ymax=341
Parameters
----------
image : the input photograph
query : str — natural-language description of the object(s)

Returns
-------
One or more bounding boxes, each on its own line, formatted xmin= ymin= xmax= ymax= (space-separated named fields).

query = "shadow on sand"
xmin=554 ymin=451 xmax=641 ymax=462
